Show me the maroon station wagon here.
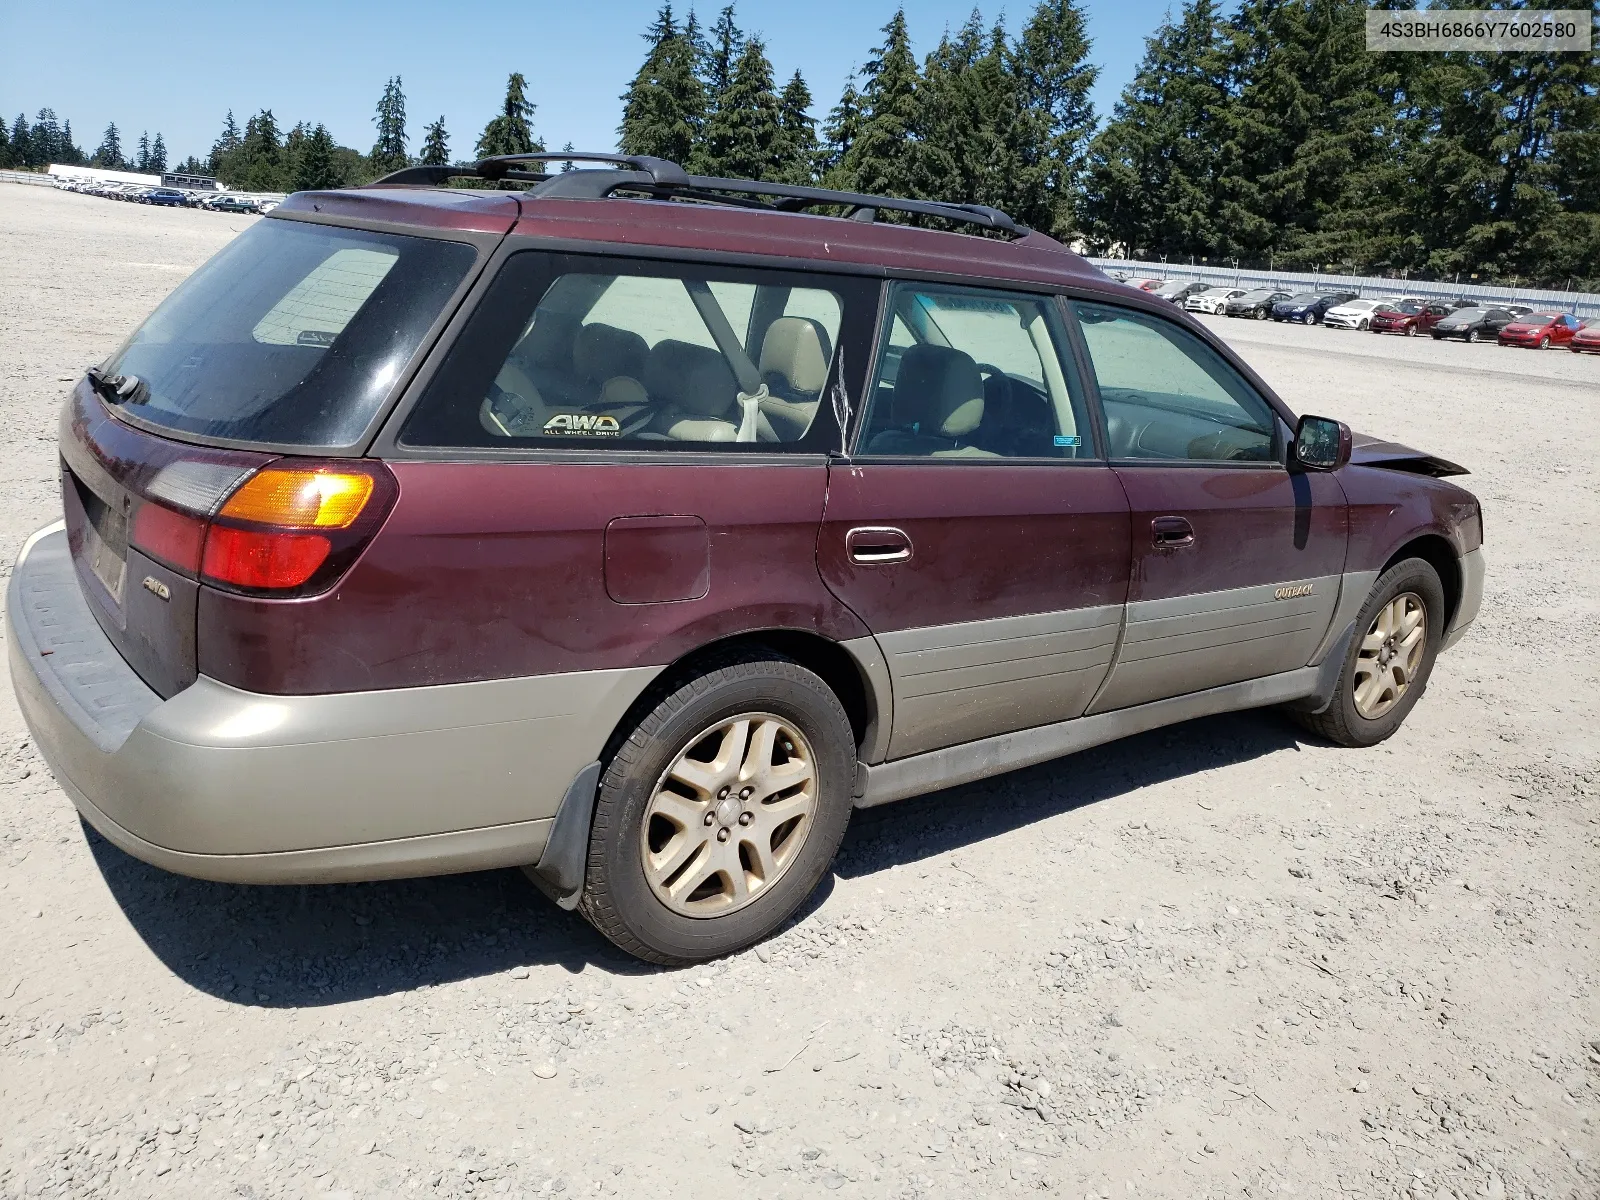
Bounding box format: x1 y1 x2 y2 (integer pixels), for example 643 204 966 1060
8 153 1484 965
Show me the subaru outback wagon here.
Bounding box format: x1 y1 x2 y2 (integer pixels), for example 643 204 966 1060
9 152 1484 965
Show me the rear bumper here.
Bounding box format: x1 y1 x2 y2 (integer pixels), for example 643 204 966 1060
1442 547 1484 652
8 524 658 884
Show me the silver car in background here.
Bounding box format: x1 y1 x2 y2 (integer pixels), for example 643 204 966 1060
1185 287 1246 314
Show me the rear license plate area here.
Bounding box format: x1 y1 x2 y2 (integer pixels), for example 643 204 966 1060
68 467 128 605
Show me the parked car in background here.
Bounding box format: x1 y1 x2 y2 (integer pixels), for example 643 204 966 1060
1121 277 1163 291
1432 307 1516 342
256 199 281 215
1569 319 1600 354
7 151 1485 966
209 195 260 214
1497 311 1581 349
1185 287 1246 314
1322 299 1394 331
1225 288 1292 319
1371 301 1450 337
143 189 188 207
1151 280 1211 305
1272 292 1359 324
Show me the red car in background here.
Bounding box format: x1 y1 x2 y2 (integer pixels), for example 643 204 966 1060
1570 320 1600 354
1497 311 1581 349
1371 300 1450 337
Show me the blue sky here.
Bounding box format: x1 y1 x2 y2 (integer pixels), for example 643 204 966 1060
4 0 1177 166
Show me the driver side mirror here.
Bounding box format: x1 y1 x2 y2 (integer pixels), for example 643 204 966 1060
1294 414 1352 471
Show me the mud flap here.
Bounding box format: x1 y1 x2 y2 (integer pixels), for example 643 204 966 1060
527 761 602 910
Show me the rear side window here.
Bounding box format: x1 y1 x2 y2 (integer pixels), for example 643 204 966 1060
402 253 846 449
101 221 475 447
1071 301 1277 463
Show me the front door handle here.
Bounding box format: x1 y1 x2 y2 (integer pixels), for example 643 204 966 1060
1152 515 1195 548
846 526 913 565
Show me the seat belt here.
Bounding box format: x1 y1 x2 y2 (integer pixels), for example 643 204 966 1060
683 280 768 442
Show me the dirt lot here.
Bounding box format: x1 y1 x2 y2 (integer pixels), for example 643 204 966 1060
1 183 1596 1200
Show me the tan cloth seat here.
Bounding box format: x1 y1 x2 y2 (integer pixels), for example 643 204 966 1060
866 344 990 456
757 316 832 440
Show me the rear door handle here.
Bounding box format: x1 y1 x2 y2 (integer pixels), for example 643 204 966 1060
846 526 913 565
1152 516 1195 548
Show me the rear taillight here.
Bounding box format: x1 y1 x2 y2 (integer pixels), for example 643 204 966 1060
128 460 396 597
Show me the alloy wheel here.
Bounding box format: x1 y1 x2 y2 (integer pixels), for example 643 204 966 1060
640 713 817 917
1539 335 1549 349
1353 592 1427 720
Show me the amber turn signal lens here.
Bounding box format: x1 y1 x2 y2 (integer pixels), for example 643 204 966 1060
219 468 375 530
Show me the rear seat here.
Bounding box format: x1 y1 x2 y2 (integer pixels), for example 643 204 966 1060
643 340 740 440
757 316 831 440
575 322 650 406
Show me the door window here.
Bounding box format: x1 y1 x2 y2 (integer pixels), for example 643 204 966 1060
402 254 846 449
1070 301 1277 463
857 284 1092 459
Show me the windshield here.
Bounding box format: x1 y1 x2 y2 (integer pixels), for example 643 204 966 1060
100 220 475 447
1285 294 1320 304
1450 309 1486 319
1240 290 1277 300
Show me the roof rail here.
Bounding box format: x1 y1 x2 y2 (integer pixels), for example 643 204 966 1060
368 151 1023 237
477 151 691 189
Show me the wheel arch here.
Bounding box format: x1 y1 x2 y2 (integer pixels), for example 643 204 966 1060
598 628 887 773
1382 535 1462 629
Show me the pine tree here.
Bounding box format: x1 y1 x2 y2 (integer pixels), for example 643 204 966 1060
697 36 784 179
234 110 284 191
370 76 410 176
149 132 167 175
476 72 542 159
59 119 82 164
911 14 990 207
136 130 151 173
774 70 819 184
294 124 342 191
93 122 124 169
559 140 578 172
1013 0 1099 236
839 8 922 198
1079 0 1230 258
618 11 705 165
10 115 31 169
31 109 63 166
820 72 864 185
0 118 9 169
703 5 745 118
419 116 450 166
209 111 242 176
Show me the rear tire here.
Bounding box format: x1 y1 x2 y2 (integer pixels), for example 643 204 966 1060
578 650 855 966
1289 559 1445 749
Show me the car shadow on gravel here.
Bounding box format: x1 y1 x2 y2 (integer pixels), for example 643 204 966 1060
833 708 1304 879
83 708 1299 1005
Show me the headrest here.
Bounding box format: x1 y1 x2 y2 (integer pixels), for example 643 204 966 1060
894 344 984 438
575 322 649 386
522 312 579 372
643 339 738 418
759 317 832 395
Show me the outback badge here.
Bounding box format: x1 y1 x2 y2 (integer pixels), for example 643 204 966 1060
142 575 171 602
1274 583 1314 600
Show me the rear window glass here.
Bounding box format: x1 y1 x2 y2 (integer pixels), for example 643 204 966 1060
100 221 474 447
401 253 846 450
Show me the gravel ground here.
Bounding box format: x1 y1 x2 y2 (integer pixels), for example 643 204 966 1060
1 183 1596 1200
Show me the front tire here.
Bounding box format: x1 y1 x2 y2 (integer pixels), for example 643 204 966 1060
1290 559 1445 748
1538 335 1549 349
1465 329 1477 343
578 650 855 966
1406 324 1417 337
1257 308 1270 321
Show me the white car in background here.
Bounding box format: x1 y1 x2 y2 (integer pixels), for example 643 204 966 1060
1185 287 1246 314
1323 298 1393 331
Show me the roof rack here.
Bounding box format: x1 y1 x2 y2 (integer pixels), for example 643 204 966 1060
368 151 1024 237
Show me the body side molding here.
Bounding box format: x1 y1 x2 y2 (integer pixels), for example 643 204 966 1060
855 662 1323 810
